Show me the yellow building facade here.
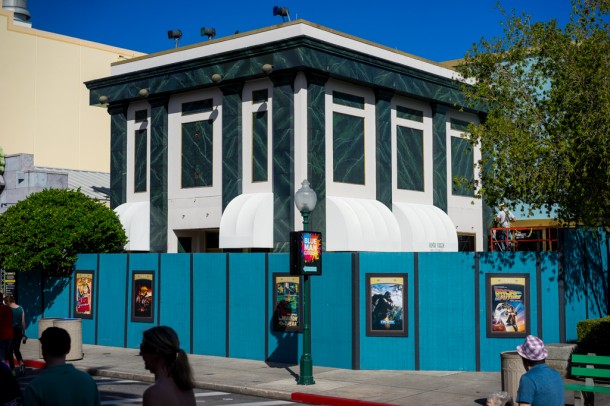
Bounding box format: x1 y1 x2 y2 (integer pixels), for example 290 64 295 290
0 8 143 172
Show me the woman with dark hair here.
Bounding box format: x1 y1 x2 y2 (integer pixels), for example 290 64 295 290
139 326 196 406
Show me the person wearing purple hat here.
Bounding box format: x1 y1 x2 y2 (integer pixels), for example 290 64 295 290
515 335 564 406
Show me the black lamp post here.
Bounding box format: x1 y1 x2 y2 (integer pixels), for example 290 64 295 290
294 179 317 385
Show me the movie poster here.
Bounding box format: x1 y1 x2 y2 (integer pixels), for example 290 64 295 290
487 274 529 337
366 274 408 337
132 271 154 322
272 274 301 332
75 272 93 319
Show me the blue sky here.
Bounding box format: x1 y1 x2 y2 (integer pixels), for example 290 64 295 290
27 1 573 62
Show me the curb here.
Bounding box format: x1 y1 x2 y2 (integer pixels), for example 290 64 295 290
23 359 393 406
21 359 46 369
292 393 397 406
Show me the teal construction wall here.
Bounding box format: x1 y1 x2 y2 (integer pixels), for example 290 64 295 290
16 235 608 372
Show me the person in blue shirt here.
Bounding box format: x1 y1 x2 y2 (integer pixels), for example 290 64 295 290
516 335 564 406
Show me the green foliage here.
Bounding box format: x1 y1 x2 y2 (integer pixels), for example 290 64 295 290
457 0 610 226
577 316 610 355
0 189 127 276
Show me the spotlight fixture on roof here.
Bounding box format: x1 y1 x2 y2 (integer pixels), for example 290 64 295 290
167 29 182 48
273 6 290 22
201 27 216 40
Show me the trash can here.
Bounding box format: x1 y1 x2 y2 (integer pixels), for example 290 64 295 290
546 343 577 377
501 350 525 401
53 318 83 361
37 318 58 359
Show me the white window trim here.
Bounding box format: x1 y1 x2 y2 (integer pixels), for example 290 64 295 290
126 101 150 202
391 97 433 205
325 80 376 199
168 88 223 200
242 79 273 194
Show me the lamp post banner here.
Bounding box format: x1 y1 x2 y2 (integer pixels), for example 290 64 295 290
290 231 322 276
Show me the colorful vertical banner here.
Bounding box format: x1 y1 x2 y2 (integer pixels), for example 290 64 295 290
75 272 93 319
272 274 302 332
366 274 408 337
487 274 530 337
132 271 154 322
290 231 322 275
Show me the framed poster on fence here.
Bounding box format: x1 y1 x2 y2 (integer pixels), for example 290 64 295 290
366 273 408 337
74 271 94 319
272 273 302 332
486 274 530 338
132 271 154 322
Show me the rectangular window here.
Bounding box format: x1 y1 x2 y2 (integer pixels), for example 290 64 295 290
396 126 424 191
135 110 147 123
182 99 213 116
252 89 268 103
134 129 147 192
333 91 365 109
181 120 213 188
396 105 423 122
451 136 474 197
252 111 268 182
333 112 365 184
450 119 470 132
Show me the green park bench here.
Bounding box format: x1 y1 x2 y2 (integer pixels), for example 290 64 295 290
564 354 610 406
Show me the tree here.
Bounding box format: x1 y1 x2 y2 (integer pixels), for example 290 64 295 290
0 189 127 276
457 0 610 226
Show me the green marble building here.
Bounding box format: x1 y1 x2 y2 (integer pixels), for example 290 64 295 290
86 20 485 253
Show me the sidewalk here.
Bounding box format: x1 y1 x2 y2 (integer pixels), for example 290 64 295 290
18 339 596 406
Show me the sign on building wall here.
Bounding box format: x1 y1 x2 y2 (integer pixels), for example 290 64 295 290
272 273 302 332
75 272 94 319
486 274 530 338
132 271 154 322
366 273 408 337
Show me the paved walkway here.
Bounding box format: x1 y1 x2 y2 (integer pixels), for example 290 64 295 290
18 339 605 405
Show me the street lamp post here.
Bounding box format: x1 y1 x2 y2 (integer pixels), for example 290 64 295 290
294 179 317 385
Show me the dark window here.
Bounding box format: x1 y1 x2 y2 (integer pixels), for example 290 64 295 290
333 112 365 185
252 89 268 103
181 120 213 188
252 111 268 182
135 110 147 123
333 91 365 109
134 129 147 192
396 105 423 122
458 234 475 251
182 99 213 115
396 126 424 191
451 137 474 197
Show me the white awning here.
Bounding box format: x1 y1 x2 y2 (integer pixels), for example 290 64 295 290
326 196 402 252
392 202 458 252
114 202 150 251
219 193 274 249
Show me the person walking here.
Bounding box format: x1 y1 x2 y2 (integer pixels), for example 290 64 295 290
6 294 26 376
139 326 196 406
515 335 564 406
23 326 100 405
0 292 14 371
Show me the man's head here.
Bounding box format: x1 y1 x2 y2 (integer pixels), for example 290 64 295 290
40 327 71 358
517 335 547 368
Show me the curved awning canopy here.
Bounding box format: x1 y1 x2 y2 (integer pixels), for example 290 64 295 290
219 193 274 249
114 201 150 251
392 202 458 252
326 196 402 252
